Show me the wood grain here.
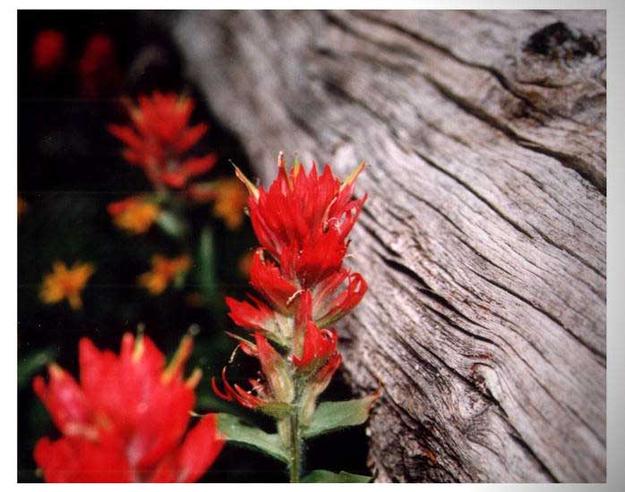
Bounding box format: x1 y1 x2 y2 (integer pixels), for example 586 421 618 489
164 10 606 482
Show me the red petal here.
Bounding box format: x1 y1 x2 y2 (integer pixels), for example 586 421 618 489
292 320 337 369
33 364 90 435
249 249 298 312
108 124 143 150
34 434 131 483
314 271 368 326
172 414 224 482
226 295 273 331
174 123 208 154
179 153 218 177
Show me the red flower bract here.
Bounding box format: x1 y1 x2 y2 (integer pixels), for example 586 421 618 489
211 332 294 412
245 155 366 286
33 333 224 483
109 92 217 189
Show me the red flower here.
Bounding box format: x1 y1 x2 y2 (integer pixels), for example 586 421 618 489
78 34 121 97
32 30 65 73
216 154 368 426
109 92 217 189
33 333 224 482
237 153 366 286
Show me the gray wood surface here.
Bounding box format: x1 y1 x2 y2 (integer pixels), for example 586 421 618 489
164 10 606 482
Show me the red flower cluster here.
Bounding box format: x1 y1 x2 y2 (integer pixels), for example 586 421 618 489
33 333 224 482
109 92 217 189
213 154 367 423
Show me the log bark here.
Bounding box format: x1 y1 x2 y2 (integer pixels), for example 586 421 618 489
164 10 606 482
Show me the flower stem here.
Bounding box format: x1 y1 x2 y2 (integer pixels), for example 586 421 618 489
288 411 303 483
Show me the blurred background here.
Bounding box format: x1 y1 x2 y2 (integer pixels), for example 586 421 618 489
18 10 368 483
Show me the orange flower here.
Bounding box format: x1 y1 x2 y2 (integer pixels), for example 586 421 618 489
40 262 95 310
211 178 248 229
139 255 192 295
18 196 28 220
238 251 254 278
107 196 160 235
188 178 248 230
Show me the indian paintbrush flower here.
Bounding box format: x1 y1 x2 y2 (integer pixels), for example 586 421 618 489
108 92 217 189
40 261 95 310
213 154 369 481
236 153 366 287
33 332 224 482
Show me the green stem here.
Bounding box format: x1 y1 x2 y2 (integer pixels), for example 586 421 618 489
288 411 303 483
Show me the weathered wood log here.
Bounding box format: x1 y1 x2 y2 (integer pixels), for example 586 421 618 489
164 10 606 482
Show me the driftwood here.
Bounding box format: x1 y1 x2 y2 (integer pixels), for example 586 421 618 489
164 10 606 482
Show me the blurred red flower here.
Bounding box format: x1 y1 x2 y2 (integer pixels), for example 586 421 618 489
32 30 65 73
33 333 223 482
79 34 121 97
109 92 217 189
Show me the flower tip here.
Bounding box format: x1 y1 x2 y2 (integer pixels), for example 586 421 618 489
341 161 366 190
131 333 145 362
277 151 286 169
232 163 259 200
47 362 65 380
185 367 203 389
162 333 195 383
187 324 200 337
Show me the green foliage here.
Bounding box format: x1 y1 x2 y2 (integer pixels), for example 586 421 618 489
217 413 288 463
302 470 372 483
303 394 379 439
196 227 220 310
18 348 57 390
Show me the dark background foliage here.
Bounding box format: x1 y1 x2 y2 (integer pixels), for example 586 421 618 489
18 10 368 483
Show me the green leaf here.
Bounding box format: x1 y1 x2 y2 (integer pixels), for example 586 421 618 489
303 393 379 439
217 413 288 463
302 470 372 483
196 227 220 309
156 210 187 239
18 348 57 390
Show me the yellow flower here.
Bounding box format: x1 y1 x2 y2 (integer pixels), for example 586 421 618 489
211 178 248 230
40 261 95 310
139 254 192 295
107 196 161 235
